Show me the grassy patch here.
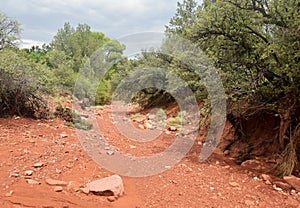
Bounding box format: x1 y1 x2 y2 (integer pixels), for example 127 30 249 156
130 113 142 120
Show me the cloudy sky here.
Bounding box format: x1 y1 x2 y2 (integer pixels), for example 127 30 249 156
1 0 184 48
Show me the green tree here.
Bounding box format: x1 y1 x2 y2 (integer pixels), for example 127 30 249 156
165 0 198 36
51 23 110 72
0 12 21 50
182 0 300 176
0 49 53 117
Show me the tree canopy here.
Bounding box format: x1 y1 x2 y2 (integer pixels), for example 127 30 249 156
166 0 300 176
0 12 21 50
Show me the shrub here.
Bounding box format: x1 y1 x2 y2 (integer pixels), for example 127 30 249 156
0 49 51 118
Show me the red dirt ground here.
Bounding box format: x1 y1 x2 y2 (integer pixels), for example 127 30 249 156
0 105 300 208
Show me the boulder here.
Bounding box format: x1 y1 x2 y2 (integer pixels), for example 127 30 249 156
85 175 124 197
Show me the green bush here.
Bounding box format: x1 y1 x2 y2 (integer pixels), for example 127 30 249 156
0 49 51 118
54 104 92 130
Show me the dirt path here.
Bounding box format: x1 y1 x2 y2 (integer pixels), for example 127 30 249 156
0 106 299 207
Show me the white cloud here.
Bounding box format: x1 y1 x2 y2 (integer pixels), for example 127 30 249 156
1 0 180 44
19 39 45 49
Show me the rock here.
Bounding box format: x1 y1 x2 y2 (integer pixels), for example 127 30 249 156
273 186 282 192
80 187 90 194
265 180 272 185
56 168 62 174
145 122 153 129
273 181 292 190
107 196 117 202
229 182 239 187
54 186 63 192
223 150 230 155
106 150 115 156
168 126 177 131
45 179 68 186
5 190 14 197
261 174 271 181
60 133 68 138
25 170 34 176
9 173 19 178
283 175 300 191
85 175 124 197
138 124 145 129
34 162 44 168
165 130 171 135
26 179 41 185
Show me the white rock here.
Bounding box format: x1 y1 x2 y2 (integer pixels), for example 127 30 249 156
60 133 68 138
26 179 41 185
54 186 63 192
25 170 34 176
33 162 44 168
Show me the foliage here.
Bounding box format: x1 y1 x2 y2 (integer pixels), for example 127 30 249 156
169 0 300 176
0 49 51 117
51 22 110 72
130 113 142 120
54 104 92 130
0 12 21 50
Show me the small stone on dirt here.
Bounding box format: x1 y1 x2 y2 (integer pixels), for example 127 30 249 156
26 179 41 185
85 174 124 197
261 174 271 181
80 187 90 194
224 150 230 155
106 150 115 156
138 124 145 129
54 186 63 192
5 190 13 197
45 178 68 186
145 122 153 129
273 181 292 190
60 133 68 138
56 168 62 174
33 162 44 168
168 126 177 131
265 180 272 185
107 196 117 202
25 170 34 176
229 182 239 187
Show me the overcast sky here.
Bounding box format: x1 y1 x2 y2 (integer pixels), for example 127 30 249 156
1 0 184 48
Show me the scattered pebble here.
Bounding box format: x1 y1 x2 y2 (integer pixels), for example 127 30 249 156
25 170 34 176
54 186 63 192
5 190 14 197
106 150 115 156
107 196 116 202
229 182 239 187
34 162 44 168
60 133 68 138
26 179 41 185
